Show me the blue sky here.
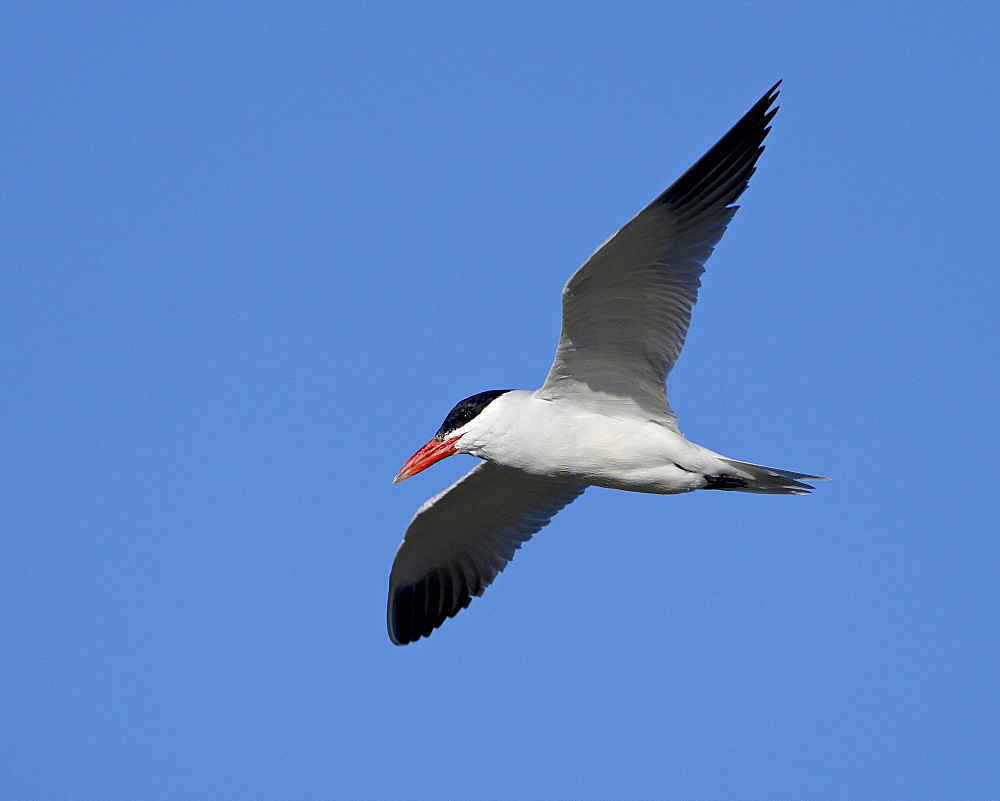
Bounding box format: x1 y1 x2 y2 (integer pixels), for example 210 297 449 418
4 2 998 798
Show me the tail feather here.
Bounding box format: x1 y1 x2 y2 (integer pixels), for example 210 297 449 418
719 458 828 495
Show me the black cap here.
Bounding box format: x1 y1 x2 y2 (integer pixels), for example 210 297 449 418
434 390 512 440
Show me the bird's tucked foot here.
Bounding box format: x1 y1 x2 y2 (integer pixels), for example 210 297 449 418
704 473 750 490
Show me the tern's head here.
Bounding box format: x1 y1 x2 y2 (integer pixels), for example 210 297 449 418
393 390 511 483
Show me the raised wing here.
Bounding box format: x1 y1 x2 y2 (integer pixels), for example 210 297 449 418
388 461 586 645
537 83 780 427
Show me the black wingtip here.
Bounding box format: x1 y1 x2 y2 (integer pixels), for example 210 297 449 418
388 584 414 645
659 82 782 215
388 575 468 646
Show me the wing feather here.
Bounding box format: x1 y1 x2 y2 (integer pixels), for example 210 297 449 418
388 461 586 645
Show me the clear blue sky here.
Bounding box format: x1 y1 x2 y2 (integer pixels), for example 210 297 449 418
4 3 998 798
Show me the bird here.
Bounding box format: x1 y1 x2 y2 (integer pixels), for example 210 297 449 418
388 82 824 645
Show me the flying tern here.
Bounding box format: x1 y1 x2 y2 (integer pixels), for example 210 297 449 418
388 82 824 645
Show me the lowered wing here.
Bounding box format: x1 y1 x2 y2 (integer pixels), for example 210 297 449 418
388 461 586 645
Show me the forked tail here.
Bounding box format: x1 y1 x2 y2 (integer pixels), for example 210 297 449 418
718 458 828 495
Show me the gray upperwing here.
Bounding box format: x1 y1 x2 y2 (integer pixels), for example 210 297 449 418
537 83 780 427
